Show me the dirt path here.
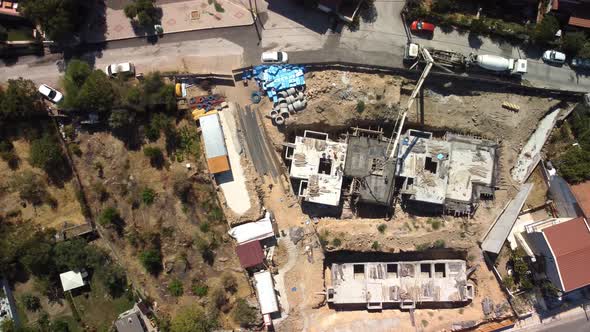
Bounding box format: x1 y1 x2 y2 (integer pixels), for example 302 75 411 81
273 234 299 325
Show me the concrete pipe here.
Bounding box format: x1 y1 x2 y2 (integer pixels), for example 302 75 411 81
278 90 289 98
269 109 279 118
287 104 295 113
293 100 304 111
297 91 305 100
286 87 297 95
274 115 285 125
287 95 296 103
280 105 289 114
280 109 290 119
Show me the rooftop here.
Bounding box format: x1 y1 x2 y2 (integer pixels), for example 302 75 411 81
327 259 474 310
59 270 87 292
235 240 265 268
288 131 347 206
199 113 230 173
571 181 590 218
253 271 279 315
543 217 590 292
396 130 497 214
115 310 145 332
344 135 396 206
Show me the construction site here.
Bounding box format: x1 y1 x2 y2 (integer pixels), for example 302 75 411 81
191 44 585 332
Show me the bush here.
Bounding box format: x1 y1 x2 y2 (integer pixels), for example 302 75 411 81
199 222 210 233
232 298 257 327
11 170 51 206
470 18 488 34
332 238 342 247
432 239 446 248
192 281 208 297
139 249 162 275
531 15 559 45
208 286 227 310
431 219 442 230
221 273 237 293
171 305 217 332
168 279 184 297
29 134 64 173
98 207 120 226
356 100 365 113
143 146 164 168
0 141 19 169
432 0 455 12
98 265 127 298
557 147 590 183
371 241 380 250
22 293 41 312
141 187 156 205
125 0 160 27
68 143 82 157
377 224 386 234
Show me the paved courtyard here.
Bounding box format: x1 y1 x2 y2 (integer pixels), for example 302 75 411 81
82 0 253 43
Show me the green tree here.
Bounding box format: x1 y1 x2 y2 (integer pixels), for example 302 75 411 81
62 60 92 109
0 24 7 41
432 0 455 12
53 239 92 271
29 135 65 174
470 18 488 34
11 170 50 206
49 319 70 332
97 265 127 297
99 207 120 226
579 43 590 58
108 109 133 129
76 70 115 112
532 15 559 45
562 31 588 56
143 146 164 168
557 147 590 183
20 240 54 276
124 0 160 27
0 78 43 120
139 249 162 274
22 293 41 311
18 0 89 41
168 279 183 297
231 298 257 327
171 305 216 332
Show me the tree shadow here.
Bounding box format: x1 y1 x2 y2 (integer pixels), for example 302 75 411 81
359 1 378 24
468 32 484 49
266 0 331 35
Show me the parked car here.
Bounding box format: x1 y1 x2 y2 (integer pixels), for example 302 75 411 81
571 57 590 69
38 84 63 104
410 20 435 34
105 62 135 76
542 50 566 64
261 51 288 64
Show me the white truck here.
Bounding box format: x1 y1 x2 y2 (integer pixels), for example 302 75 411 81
471 54 527 76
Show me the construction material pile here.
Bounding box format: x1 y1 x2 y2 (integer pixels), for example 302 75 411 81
243 65 308 126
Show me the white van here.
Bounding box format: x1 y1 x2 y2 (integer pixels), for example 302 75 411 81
261 51 288 64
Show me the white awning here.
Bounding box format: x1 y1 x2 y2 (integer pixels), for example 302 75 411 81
59 270 85 292
228 212 274 245
253 271 279 314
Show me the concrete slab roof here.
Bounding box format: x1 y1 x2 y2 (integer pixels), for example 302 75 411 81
199 113 228 159
289 131 347 206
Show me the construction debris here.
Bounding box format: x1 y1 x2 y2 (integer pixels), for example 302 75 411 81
501 102 520 112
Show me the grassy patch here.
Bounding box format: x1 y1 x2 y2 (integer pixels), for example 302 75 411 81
71 278 134 331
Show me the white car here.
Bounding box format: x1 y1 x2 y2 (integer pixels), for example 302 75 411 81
38 84 63 103
105 62 135 76
261 51 288 64
542 50 566 64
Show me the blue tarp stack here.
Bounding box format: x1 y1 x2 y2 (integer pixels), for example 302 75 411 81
242 65 306 102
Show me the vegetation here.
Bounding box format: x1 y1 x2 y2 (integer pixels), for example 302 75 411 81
124 0 161 28
143 146 165 168
232 298 257 327
332 238 342 247
191 281 208 297
356 100 365 113
557 107 590 183
531 15 559 46
0 25 6 41
139 249 162 275
371 241 380 250
141 187 156 205
11 170 52 206
171 305 217 332
18 0 90 41
0 78 44 120
0 140 19 169
562 31 587 57
377 224 386 234
22 293 41 312
221 273 237 293
168 279 184 297
98 207 120 226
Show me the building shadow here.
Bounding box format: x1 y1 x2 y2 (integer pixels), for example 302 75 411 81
266 0 332 35
215 169 235 185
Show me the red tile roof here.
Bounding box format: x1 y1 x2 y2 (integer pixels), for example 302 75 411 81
571 181 590 218
543 217 590 292
235 240 264 268
569 16 590 29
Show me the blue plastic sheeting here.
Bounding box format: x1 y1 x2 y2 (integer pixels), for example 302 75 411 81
242 65 305 101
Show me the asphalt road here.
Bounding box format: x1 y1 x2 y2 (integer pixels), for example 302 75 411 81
1 0 589 93
516 314 590 332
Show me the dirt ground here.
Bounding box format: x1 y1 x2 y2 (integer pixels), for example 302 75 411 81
0 138 85 230
234 69 565 331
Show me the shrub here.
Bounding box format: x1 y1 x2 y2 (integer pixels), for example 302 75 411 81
470 18 488 34
22 293 41 312
141 187 156 205
0 141 19 169
208 286 227 309
168 279 183 297
562 31 588 57
371 241 380 250
139 249 162 275
377 224 386 234
221 273 237 293
432 0 455 12
356 100 365 113
68 143 82 157
192 281 208 297
143 146 164 168
11 170 50 206
531 15 559 45
431 219 442 230
432 239 446 248
199 222 210 233
29 134 64 173
332 238 342 247
232 298 257 327
99 207 120 226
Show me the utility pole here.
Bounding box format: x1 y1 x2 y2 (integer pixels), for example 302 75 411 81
248 0 262 43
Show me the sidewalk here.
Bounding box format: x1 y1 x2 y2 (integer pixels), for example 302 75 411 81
82 0 253 43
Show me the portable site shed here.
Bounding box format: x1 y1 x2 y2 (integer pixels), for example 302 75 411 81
253 271 279 315
199 113 230 174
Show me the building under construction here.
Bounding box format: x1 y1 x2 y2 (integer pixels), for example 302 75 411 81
396 130 498 216
326 259 474 310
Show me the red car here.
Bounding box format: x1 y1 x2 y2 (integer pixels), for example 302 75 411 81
410 20 435 34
